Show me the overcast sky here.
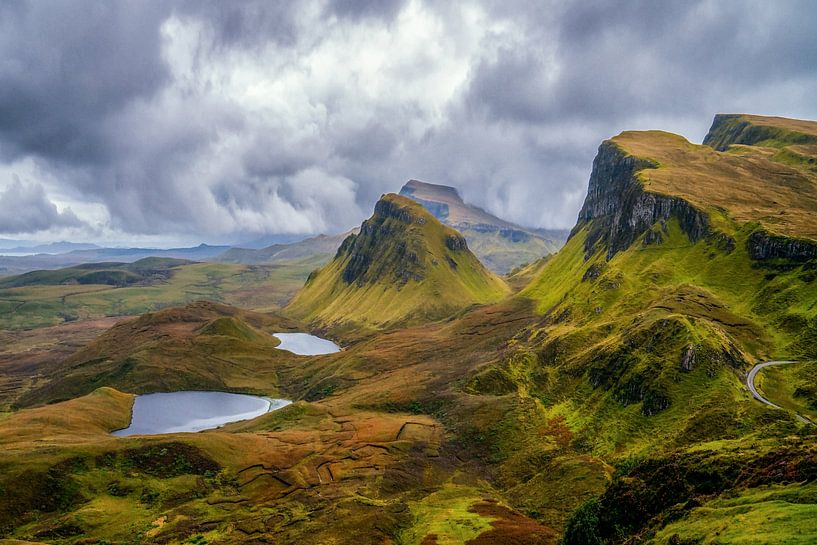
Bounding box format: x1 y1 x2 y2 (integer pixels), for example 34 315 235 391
1 0 816 246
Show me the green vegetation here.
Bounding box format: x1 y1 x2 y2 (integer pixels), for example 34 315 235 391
648 482 817 545
0 257 321 330
756 361 817 422
399 483 497 545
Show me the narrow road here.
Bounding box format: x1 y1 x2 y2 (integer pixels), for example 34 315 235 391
747 360 814 425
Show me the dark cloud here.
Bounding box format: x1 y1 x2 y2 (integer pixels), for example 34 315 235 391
0 0 815 242
0 178 83 234
0 2 171 165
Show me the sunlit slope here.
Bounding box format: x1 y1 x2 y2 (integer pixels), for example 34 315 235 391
286 193 509 331
512 114 817 543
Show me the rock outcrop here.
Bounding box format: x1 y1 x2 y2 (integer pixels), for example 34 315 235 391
572 141 709 259
747 230 817 262
703 113 817 151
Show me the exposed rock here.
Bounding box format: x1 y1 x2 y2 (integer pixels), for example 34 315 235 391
573 141 709 260
680 345 696 372
747 230 817 262
445 233 468 251
582 262 606 282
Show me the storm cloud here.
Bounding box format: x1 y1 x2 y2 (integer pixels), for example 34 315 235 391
0 0 815 243
0 178 83 233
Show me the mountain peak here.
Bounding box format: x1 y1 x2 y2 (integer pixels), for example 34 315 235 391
286 193 508 331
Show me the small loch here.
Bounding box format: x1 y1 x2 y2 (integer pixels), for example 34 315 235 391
113 391 290 436
273 333 341 355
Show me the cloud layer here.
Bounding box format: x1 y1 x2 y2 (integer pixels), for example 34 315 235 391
1 0 815 243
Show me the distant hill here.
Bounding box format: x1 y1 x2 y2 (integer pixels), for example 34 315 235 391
0 243 229 276
399 179 568 273
216 231 356 266
286 193 509 332
0 241 100 254
16 301 299 407
0 257 193 289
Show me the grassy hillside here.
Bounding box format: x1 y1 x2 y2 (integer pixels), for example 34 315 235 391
15 301 302 407
286 193 509 332
515 114 817 543
0 258 320 330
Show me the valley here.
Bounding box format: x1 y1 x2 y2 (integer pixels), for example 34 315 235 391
1 114 816 545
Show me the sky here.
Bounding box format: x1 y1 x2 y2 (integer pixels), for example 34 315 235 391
1 0 816 247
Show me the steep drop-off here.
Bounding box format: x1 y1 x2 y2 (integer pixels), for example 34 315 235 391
517 114 817 543
286 193 509 332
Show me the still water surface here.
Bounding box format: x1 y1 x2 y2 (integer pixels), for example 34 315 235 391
273 333 340 355
113 391 290 436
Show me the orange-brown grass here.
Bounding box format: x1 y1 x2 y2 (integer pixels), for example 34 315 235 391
612 130 817 239
0 317 122 410
0 387 132 452
729 113 817 137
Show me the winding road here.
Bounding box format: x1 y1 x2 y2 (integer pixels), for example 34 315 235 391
746 360 814 425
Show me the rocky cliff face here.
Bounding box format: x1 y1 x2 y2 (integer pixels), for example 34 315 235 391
747 230 817 262
336 197 433 286
573 141 709 259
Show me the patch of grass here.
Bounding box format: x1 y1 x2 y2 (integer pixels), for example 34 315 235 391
399 483 497 545
756 361 817 422
648 482 817 545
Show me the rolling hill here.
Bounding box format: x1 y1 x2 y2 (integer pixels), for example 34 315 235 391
286 193 509 332
399 179 568 273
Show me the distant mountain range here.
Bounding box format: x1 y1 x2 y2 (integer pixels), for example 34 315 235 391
0 243 230 276
0 241 101 254
216 231 356 266
0 181 568 278
399 180 568 273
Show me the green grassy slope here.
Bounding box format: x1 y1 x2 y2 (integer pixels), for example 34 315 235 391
513 114 817 543
286 193 509 332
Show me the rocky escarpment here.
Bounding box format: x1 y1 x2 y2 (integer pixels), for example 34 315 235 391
337 197 433 286
748 230 817 262
703 113 817 151
573 141 709 259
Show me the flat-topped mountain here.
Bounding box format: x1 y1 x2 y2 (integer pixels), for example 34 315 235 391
399 179 567 273
573 114 817 261
286 193 509 332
